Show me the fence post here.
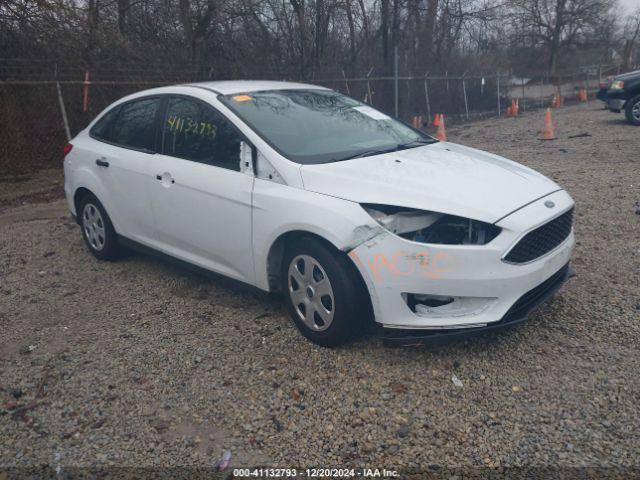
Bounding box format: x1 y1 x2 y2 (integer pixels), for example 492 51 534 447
366 67 373 105
496 73 501 116
56 82 71 141
394 45 399 117
462 75 469 121
521 77 526 113
342 70 350 95
82 70 90 112
423 73 431 126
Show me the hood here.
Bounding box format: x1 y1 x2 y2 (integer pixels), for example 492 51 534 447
615 70 640 81
299 142 561 223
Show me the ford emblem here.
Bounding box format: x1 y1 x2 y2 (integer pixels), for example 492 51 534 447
544 200 555 208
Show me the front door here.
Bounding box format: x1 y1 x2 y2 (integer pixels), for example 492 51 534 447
148 96 255 284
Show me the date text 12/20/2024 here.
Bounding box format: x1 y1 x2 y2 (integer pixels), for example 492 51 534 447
233 468 399 477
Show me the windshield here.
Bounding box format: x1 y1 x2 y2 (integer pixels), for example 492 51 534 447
219 89 436 164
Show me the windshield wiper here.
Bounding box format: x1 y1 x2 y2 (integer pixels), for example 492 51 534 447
396 138 437 150
336 146 399 161
334 138 436 162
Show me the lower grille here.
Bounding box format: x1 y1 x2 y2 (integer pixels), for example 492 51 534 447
503 263 570 322
504 208 573 264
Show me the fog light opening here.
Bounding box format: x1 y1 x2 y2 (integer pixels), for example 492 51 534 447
405 293 454 312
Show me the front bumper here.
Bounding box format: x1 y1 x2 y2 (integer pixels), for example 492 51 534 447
349 189 575 331
607 98 626 112
606 87 628 111
382 263 574 346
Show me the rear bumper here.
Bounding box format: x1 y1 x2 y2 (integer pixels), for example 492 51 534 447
382 263 574 346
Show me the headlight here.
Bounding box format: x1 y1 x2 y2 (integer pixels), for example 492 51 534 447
610 80 624 90
362 204 501 245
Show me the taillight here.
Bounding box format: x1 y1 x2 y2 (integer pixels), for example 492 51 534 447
63 143 73 157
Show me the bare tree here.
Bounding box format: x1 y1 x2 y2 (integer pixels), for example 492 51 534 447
510 0 613 72
622 8 640 70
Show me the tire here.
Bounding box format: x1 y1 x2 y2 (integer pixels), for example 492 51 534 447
281 236 371 347
78 193 120 260
625 94 640 125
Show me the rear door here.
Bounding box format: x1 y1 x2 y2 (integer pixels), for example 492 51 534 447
148 95 255 283
87 97 163 245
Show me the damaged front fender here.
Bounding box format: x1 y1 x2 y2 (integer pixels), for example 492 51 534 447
342 224 387 252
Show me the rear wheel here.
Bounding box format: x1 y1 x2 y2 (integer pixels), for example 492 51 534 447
78 193 120 260
281 237 371 347
625 94 640 125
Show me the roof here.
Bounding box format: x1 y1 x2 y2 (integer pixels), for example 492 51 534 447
185 80 329 95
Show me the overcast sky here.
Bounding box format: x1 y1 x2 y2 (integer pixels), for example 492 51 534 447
619 0 639 14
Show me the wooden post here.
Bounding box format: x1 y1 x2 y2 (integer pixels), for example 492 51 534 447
82 70 90 112
496 73 501 116
462 76 469 121
423 74 431 126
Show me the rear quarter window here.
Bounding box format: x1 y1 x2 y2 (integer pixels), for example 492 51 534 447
90 106 120 142
111 98 161 151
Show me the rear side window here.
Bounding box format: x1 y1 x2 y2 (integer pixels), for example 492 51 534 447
90 106 120 142
162 97 242 171
110 98 161 151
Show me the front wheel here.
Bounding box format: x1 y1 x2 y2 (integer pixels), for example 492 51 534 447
625 94 640 125
281 237 371 347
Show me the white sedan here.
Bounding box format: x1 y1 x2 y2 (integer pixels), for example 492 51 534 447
63 81 575 347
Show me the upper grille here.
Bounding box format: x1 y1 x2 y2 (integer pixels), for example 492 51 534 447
504 208 573 264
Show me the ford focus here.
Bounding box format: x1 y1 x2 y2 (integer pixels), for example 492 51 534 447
63 81 575 347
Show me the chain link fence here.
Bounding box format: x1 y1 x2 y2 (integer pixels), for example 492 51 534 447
0 59 622 175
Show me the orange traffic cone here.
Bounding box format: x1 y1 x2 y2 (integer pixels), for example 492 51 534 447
506 104 513 117
579 88 587 102
436 114 447 141
433 113 441 127
540 108 556 140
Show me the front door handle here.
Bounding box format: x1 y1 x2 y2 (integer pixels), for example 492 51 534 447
96 159 109 168
156 173 175 184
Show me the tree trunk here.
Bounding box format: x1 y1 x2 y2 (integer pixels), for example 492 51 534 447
422 0 438 63
548 0 567 73
381 0 389 70
345 0 357 67
314 0 323 72
85 0 100 67
117 0 129 36
290 0 306 78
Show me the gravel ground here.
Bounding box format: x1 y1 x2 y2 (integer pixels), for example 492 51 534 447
1 102 639 475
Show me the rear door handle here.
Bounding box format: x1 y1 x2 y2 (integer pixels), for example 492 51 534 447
96 159 109 168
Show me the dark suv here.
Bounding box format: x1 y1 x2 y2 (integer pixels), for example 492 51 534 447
606 70 640 125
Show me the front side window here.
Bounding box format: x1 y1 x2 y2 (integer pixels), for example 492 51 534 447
110 98 160 151
162 97 242 171
219 89 436 164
